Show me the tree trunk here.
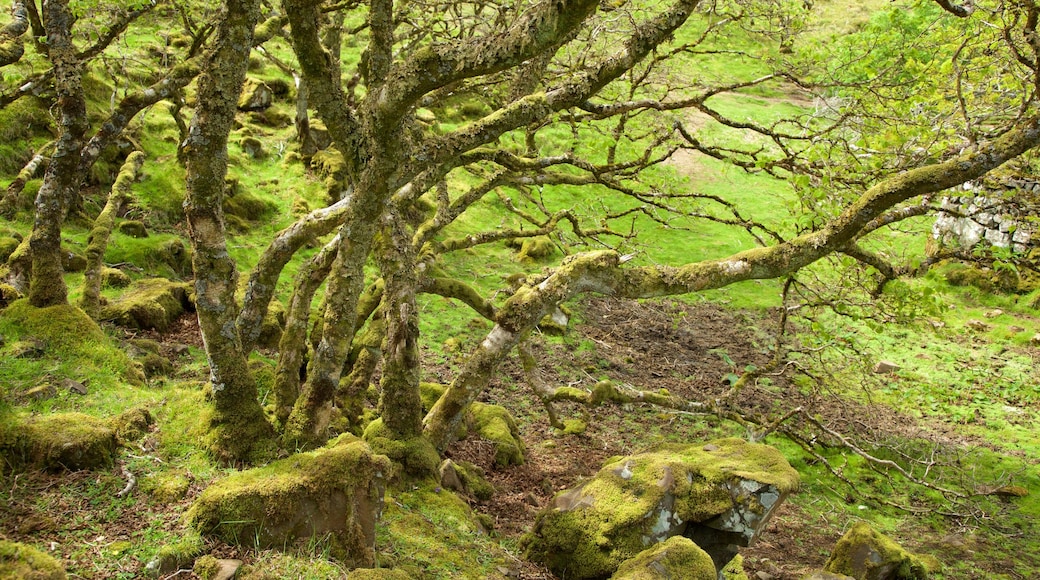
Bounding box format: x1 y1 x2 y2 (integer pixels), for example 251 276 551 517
182 0 272 462
27 0 87 308
80 151 145 318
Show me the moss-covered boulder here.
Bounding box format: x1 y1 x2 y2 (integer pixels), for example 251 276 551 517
523 438 799 579
466 401 525 466
0 540 66 579
117 220 149 238
611 536 716 579
0 236 20 262
100 278 193 332
802 572 855 580
238 77 274 111
101 266 131 288
186 437 392 567
823 522 935 580
0 412 117 472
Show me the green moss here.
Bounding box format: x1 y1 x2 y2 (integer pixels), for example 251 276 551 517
99 278 193 331
591 379 620 406
150 531 205 575
117 220 149 238
346 569 412 579
0 236 19 262
722 554 750 580
523 438 798 579
13 412 118 472
0 540 66 579
141 470 191 503
612 536 716 579
193 555 221 580
363 418 440 478
101 266 131 288
186 439 392 566
560 418 587 435
109 406 154 443
467 402 525 466
454 460 495 501
419 382 447 410
224 189 276 222
824 522 933 580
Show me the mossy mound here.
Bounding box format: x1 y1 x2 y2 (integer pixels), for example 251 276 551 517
110 407 154 443
466 402 525 466
823 522 935 580
507 235 557 262
146 531 205 576
117 220 149 238
0 300 145 386
186 438 392 567
611 536 716 579
1 412 117 472
0 236 19 262
224 188 277 223
0 540 67 579
363 418 440 479
141 470 191 504
101 266 131 288
523 438 799 579
100 277 194 332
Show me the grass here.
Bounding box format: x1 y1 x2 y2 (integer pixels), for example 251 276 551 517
1 1 1039 578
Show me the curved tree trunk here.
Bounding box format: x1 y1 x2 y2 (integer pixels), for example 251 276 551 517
80 151 145 318
182 0 272 463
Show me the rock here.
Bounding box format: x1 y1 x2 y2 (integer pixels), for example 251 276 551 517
801 572 854 580
212 558 242 580
237 77 273 111
61 248 87 272
438 459 466 494
983 309 1003 318
873 361 900 374
823 522 935 580
0 540 67 579
1030 333 1040 347
523 438 799 579
117 220 149 238
965 319 989 332
101 267 131 288
99 278 194 332
240 136 265 159
62 378 87 395
186 437 391 567
1 412 118 472
611 536 716 579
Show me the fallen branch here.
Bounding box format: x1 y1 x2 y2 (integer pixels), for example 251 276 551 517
115 461 136 498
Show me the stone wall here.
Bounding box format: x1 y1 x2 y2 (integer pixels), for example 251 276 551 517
931 179 1039 253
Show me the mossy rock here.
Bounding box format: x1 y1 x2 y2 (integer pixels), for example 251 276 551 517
61 248 87 272
823 522 935 580
507 235 556 262
0 412 118 472
146 531 204 575
0 282 23 309
100 278 194 332
101 266 131 288
466 401 526 466
611 536 716 579
722 554 750 580
238 77 274 111
117 220 149 238
110 407 154 443
362 418 440 479
158 238 192 277
224 188 276 222
141 470 191 504
240 136 265 159
802 572 855 580
523 439 799 579
0 540 66 579
186 438 392 567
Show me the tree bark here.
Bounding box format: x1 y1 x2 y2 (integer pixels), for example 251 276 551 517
80 151 145 318
182 0 272 462
27 0 86 308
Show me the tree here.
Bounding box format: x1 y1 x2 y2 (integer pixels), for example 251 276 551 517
167 0 1040 466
